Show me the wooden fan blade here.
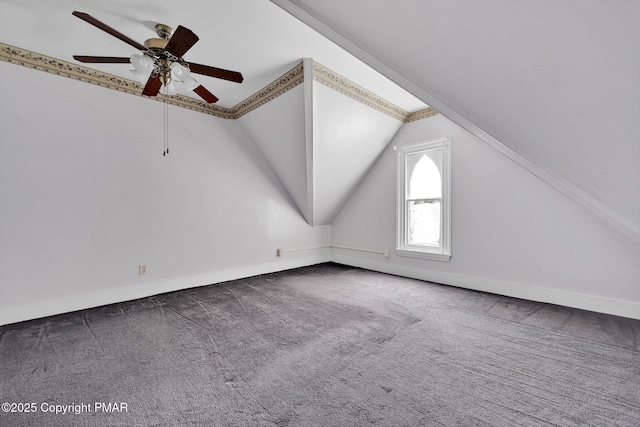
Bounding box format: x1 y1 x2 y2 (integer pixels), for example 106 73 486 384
72 11 146 51
187 62 244 83
73 56 131 64
142 75 162 97
164 26 199 58
193 85 219 103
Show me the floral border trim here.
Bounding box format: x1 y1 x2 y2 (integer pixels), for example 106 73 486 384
312 61 407 121
0 42 436 122
312 61 437 123
0 42 304 120
0 42 237 119
405 108 439 122
231 62 304 118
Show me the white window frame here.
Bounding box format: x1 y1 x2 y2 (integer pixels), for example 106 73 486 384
395 136 451 261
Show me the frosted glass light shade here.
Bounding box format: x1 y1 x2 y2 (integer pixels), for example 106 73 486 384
181 76 199 92
130 54 154 72
164 81 177 96
130 69 151 85
170 62 186 77
170 62 199 92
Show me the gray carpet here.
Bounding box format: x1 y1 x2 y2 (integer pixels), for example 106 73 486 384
1 263 639 426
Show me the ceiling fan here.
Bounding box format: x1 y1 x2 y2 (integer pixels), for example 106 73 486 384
71 11 243 103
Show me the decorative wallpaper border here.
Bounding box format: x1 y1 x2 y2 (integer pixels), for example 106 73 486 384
405 108 439 122
313 61 406 121
232 62 304 118
0 42 237 119
312 61 438 123
0 42 436 122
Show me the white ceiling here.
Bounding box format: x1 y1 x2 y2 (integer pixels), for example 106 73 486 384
281 0 640 237
0 0 427 110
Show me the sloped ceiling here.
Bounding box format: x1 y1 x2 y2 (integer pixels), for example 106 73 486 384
278 0 640 239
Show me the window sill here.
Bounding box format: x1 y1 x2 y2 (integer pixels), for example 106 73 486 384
396 248 451 262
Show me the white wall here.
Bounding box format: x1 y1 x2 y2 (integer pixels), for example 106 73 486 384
238 84 311 223
0 63 330 325
331 114 640 319
2 60 638 324
312 82 402 225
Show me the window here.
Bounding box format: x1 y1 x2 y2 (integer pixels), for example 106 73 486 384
396 136 451 261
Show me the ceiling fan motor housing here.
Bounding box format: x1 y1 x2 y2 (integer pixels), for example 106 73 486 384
155 24 173 39
144 24 173 51
144 38 168 50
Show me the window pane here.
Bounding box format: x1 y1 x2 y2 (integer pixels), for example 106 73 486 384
408 153 441 199
408 200 441 247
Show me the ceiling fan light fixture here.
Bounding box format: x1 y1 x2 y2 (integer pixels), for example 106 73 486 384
130 54 155 72
170 62 199 92
182 76 199 92
130 69 152 85
165 81 178 96
170 61 185 76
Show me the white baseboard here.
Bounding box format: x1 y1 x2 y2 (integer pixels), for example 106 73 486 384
3 252 637 325
0 253 330 326
332 254 640 320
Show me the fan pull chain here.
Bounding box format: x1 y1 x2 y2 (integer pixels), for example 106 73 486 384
163 89 169 156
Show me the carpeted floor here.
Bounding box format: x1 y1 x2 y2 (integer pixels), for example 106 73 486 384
1 263 639 426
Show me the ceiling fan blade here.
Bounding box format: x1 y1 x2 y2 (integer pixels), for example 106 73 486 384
193 85 219 103
73 55 131 64
164 25 199 58
187 62 244 83
72 11 146 51
142 75 162 97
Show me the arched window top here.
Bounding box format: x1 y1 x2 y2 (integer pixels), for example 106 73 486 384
409 154 441 199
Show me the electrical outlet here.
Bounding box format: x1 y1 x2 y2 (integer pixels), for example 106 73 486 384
139 265 146 275
276 248 283 257
383 250 390 258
